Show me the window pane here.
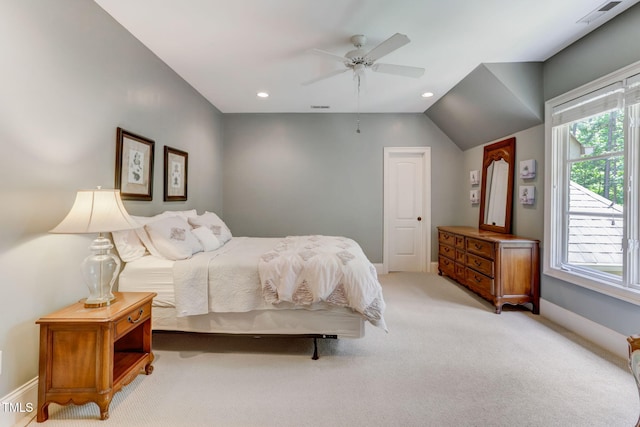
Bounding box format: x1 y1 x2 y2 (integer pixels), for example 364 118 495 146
567 214 623 276
564 108 625 279
569 156 624 208
568 109 624 159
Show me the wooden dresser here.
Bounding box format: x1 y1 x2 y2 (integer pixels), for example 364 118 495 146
36 292 156 422
437 226 539 314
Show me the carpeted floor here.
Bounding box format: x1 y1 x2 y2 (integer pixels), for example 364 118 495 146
30 272 639 426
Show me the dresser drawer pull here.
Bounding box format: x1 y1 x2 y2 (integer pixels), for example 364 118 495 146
474 243 483 250
128 309 144 324
474 260 482 266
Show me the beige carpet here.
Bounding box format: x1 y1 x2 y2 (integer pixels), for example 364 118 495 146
29 272 639 426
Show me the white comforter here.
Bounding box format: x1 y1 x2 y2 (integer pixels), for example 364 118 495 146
173 237 280 316
258 236 387 331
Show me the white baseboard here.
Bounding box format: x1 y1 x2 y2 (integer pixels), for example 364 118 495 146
375 263 439 275
430 262 438 273
0 377 37 427
540 298 628 360
373 263 384 275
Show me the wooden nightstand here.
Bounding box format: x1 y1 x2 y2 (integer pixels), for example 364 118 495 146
36 292 156 422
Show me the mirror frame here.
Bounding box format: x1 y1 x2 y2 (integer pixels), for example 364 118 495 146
478 137 515 234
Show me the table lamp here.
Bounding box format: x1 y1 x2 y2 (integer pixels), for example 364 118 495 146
50 188 139 307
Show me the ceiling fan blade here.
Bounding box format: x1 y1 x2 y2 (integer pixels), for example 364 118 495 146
364 33 410 62
309 48 349 63
301 68 349 86
372 63 425 78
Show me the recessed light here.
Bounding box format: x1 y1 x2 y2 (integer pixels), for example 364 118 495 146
257 92 269 98
421 92 434 98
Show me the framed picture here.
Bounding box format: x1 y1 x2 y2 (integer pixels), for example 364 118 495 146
520 159 536 179
115 128 155 201
519 185 535 205
470 189 479 205
164 146 188 201
470 170 480 185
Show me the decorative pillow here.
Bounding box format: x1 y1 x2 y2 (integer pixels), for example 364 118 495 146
192 226 223 252
111 228 146 262
131 212 177 258
188 211 232 243
144 216 203 260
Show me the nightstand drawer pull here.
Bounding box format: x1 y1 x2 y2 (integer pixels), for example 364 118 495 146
128 309 144 324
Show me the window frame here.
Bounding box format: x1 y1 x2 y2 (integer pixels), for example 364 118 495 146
544 60 640 306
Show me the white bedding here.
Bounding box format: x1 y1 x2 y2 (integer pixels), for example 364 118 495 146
119 236 385 330
259 236 387 331
120 237 281 310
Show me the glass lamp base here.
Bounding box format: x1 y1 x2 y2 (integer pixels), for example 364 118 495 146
81 234 121 309
83 295 117 308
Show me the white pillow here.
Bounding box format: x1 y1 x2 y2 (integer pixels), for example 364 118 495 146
111 228 146 262
192 226 223 252
144 216 203 260
165 209 198 220
188 211 232 243
131 212 176 258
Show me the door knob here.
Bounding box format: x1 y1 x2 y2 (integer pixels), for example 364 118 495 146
417 217 422 221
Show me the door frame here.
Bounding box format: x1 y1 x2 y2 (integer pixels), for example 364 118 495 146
383 146 432 274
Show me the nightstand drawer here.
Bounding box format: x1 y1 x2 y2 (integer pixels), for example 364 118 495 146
115 302 151 340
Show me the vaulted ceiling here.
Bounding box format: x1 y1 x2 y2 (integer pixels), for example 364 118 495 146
94 0 638 114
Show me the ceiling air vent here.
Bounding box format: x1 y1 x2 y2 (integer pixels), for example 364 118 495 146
310 105 330 109
577 1 622 24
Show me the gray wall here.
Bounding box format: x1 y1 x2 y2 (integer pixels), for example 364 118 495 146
539 2 640 336
0 1 223 398
458 125 544 242
222 113 464 262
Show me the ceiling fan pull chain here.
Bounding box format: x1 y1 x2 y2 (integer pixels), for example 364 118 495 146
356 74 361 134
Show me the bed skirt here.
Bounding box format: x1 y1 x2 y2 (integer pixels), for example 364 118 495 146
151 305 365 338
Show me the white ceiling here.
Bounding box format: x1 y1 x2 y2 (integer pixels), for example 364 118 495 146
94 0 638 114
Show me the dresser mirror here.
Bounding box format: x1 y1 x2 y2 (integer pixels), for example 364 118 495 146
478 137 515 234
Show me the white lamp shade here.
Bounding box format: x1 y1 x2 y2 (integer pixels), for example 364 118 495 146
50 189 140 234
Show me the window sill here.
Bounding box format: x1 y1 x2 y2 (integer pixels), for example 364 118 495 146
544 266 640 306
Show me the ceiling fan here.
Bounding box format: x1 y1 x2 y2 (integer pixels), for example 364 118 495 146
303 33 425 86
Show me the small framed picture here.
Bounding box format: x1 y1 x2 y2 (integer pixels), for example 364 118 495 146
115 128 155 201
164 146 188 201
470 189 479 205
519 186 535 205
520 159 536 179
470 170 480 185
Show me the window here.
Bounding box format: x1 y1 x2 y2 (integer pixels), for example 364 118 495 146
545 63 640 303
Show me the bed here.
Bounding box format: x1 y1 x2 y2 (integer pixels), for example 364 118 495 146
114 210 386 358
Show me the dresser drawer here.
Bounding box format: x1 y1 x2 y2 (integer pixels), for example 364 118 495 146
438 230 457 246
466 253 494 278
466 237 495 259
438 243 456 260
466 269 494 295
455 249 465 263
454 235 465 249
438 255 456 277
115 302 151 340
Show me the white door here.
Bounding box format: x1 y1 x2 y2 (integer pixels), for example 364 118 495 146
384 147 431 272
